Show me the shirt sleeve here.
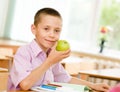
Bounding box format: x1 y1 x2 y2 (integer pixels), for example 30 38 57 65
52 63 71 83
10 46 32 89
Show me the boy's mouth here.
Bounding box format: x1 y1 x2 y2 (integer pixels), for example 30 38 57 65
45 39 56 45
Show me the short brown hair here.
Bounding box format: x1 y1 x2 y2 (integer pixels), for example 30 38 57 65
34 7 62 26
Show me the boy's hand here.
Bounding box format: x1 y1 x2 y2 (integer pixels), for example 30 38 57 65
91 83 110 92
47 43 71 65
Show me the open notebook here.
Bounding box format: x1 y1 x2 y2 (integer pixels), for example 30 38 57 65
31 82 92 92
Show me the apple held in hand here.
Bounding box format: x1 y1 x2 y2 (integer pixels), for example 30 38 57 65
56 40 70 51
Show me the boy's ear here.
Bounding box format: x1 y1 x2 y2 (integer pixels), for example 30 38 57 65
31 24 36 35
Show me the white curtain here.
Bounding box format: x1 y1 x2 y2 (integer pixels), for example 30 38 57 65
0 0 9 37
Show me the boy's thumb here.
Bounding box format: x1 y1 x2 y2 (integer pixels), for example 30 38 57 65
51 42 57 50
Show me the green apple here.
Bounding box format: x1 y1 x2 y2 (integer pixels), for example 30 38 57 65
56 40 70 51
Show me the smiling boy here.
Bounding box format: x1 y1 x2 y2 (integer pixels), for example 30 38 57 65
8 7 110 92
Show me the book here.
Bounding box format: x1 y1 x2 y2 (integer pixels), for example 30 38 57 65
31 82 92 92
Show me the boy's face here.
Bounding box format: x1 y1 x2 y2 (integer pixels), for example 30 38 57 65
31 15 62 52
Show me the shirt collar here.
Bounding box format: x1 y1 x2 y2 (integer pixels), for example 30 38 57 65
30 39 44 57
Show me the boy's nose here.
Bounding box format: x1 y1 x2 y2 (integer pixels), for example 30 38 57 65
49 31 55 37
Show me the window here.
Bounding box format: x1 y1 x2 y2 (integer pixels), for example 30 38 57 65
6 0 100 51
9 0 69 42
98 0 120 50
66 0 100 51
1 0 120 58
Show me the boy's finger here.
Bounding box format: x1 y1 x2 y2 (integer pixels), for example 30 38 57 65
51 42 57 50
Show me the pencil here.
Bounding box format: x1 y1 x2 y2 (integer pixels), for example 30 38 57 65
48 83 62 87
41 84 57 90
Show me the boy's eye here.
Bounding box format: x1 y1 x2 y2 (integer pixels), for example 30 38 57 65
44 28 49 30
55 30 61 33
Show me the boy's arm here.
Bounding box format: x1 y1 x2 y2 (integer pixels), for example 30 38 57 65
19 49 70 90
69 77 110 92
19 59 51 90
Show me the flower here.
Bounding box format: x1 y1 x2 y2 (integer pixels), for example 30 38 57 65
101 26 108 33
98 26 109 53
99 26 109 41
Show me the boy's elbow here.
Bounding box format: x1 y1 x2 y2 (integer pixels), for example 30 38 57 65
19 81 31 90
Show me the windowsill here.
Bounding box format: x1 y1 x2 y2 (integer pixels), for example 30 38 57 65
69 41 120 61
0 38 120 61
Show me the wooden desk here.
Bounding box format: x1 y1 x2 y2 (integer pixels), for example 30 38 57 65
2 90 35 92
0 57 9 90
0 67 8 72
0 55 13 70
7 90 99 92
79 68 120 86
0 72 9 91
8 89 99 92
8 90 41 92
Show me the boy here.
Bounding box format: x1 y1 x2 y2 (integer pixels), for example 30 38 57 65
8 7 110 91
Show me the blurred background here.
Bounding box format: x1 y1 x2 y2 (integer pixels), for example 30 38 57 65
1 1 120 90
1 0 120 52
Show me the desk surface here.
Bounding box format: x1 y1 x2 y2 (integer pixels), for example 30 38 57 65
3 90 99 92
7 83 100 92
0 54 13 61
8 90 100 92
1 90 41 92
0 55 13 70
0 55 10 61
79 68 120 80
0 67 8 72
